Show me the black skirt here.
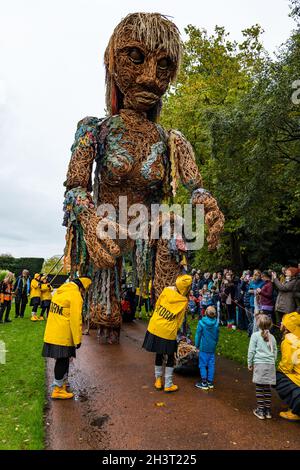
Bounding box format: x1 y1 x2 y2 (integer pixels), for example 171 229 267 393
275 371 300 415
142 331 177 355
42 342 76 359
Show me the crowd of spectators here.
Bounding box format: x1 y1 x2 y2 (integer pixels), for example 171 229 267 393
188 266 300 335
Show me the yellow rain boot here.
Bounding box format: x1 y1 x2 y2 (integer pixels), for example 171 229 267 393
154 377 163 391
154 366 163 390
31 315 38 322
38 316 45 321
164 367 179 393
164 384 179 393
51 385 74 400
279 409 300 421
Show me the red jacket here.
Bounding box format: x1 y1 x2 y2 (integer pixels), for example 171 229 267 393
259 280 274 308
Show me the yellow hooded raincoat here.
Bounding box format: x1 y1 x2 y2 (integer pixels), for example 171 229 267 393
43 282 83 347
41 282 53 302
147 275 192 341
30 274 42 299
278 312 300 387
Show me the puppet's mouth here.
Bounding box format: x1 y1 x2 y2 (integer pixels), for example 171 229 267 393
134 91 159 105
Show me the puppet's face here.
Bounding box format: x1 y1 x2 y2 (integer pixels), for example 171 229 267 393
113 36 177 112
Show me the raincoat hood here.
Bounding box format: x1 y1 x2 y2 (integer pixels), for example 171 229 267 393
78 277 92 290
283 312 300 338
175 275 193 297
34 273 41 280
56 282 80 296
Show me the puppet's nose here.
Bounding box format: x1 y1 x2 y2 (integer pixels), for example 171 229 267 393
136 58 158 88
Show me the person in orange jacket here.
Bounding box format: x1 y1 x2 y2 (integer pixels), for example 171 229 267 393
42 276 92 400
0 272 15 323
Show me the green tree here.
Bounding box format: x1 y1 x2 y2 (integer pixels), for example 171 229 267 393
42 255 64 275
161 11 300 270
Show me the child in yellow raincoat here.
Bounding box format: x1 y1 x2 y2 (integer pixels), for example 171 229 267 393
42 276 92 400
30 273 42 321
39 275 53 320
142 274 192 393
275 312 300 421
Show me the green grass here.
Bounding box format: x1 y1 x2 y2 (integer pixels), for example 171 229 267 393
0 305 46 450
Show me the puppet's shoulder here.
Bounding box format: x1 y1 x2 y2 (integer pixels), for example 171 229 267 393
71 116 109 152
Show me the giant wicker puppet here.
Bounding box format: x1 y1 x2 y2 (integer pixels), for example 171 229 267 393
63 13 224 344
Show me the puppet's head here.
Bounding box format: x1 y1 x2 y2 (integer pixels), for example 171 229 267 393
104 13 182 120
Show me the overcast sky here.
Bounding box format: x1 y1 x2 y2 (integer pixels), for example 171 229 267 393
0 0 295 260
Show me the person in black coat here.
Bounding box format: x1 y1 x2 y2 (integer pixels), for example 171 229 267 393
14 270 30 318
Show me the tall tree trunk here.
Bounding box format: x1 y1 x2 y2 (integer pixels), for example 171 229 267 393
230 232 243 272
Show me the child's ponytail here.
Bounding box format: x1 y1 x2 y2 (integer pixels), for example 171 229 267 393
257 313 273 345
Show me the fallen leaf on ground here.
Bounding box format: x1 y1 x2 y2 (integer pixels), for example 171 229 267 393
202 432 208 436
142 385 149 389
155 402 166 407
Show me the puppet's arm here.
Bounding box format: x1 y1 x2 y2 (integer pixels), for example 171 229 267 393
168 130 224 250
64 117 120 268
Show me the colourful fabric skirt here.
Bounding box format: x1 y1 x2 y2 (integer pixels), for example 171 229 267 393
142 331 177 355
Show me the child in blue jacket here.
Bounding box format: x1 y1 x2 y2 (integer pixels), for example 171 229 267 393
194 306 219 390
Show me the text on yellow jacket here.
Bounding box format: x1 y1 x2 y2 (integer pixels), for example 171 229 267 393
43 282 83 347
147 275 192 341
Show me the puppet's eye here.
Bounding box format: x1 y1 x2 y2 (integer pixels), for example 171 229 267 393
157 57 171 70
128 48 144 64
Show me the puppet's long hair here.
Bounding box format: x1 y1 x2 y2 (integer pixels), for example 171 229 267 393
104 12 182 120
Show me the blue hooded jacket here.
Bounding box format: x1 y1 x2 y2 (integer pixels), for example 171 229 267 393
195 316 219 353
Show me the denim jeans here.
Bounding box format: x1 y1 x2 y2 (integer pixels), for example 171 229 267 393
199 352 215 383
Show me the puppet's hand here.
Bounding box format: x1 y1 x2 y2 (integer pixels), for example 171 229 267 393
79 211 122 268
191 189 225 250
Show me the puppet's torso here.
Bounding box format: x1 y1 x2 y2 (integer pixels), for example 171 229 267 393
96 109 169 209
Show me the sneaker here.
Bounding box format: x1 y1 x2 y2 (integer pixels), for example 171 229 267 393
253 408 265 420
264 409 272 419
195 382 209 390
207 382 214 389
